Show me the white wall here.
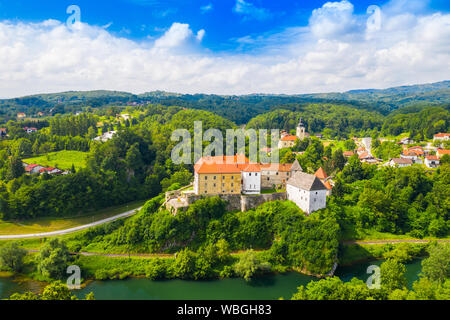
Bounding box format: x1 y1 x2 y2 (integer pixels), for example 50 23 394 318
242 171 261 194
287 184 326 214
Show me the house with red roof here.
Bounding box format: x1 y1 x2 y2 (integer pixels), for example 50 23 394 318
25 164 44 174
39 167 62 175
425 155 440 168
278 134 298 149
437 149 450 158
433 133 450 142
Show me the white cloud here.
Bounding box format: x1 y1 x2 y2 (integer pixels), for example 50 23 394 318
233 0 273 21
200 3 213 14
0 0 449 98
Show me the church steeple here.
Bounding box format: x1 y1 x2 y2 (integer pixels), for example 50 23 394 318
296 117 306 140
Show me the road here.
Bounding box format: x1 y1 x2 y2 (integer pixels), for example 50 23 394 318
344 239 450 245
0 206 142 240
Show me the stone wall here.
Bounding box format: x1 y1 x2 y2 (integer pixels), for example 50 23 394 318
240 192 287 211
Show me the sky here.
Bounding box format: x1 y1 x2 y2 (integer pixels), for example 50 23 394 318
0 0 449 98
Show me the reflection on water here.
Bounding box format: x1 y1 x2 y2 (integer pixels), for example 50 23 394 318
0 258 423 300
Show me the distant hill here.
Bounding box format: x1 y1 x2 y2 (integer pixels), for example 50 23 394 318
0 81 448 124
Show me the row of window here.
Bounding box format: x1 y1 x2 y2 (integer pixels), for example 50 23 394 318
205 183 235 187
205 175 238 180
204 190 235 194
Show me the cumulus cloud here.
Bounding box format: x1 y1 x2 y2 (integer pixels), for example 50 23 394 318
0 0 449 98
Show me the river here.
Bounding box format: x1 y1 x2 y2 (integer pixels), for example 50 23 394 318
0 259 423 300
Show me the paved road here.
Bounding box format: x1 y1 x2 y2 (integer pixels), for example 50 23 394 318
344 239 450 245
0 207 142 240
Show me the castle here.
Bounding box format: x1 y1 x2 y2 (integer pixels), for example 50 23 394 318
189 154 330 215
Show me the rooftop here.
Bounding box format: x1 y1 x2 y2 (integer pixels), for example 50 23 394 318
287 172 328 191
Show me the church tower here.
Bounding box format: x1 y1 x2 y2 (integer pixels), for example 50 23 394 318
296 117 306 140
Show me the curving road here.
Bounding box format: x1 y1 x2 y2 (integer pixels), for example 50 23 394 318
0 206 142 240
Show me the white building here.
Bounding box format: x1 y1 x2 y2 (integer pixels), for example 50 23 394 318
93 130 117 142
389 158 413 167
425 155 440 168
296 118 307 140
241 164 261 194
433 133 450 142
286 172 328 215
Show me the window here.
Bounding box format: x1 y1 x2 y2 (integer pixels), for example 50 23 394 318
249 173 252 176
205 176 207 180
232 176 234 180
231 183 234 187
276 172 279 175
214 176 216 180
213 183 216 187
255 173 258 176
222 183 225 187
223 176 225 179
267 177 270 180
205 191 207 194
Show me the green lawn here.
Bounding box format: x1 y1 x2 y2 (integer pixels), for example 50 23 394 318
23 150 89 170
0 200 145 236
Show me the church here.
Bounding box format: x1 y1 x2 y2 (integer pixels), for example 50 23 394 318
278 118 308 149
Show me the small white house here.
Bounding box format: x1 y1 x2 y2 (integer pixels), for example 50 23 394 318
433 133 450 142
389 158 413 167
425 155 440 168
241 164 261 194
286 172 327 215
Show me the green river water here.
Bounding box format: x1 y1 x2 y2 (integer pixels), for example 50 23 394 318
0 259 423 300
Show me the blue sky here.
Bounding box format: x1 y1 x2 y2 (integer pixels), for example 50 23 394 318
1 0 448 52
0 0 449 97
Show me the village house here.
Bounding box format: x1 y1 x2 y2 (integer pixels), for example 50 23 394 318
433 133 450 142
397 137 415 145
93 130 117 142
23 127 37 134
437 149 450 158
39 167 62 175
286 172 328 215
17 113 26 119
401 149 424 164
425 155 440 168
278 118 309 149
24 164 44 174
314 167 333 196
343 151 354 157
0 128 6 137
389 158 413 167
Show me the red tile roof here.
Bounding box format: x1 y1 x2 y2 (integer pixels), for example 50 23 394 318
434 133 450 138
280 135 297 141
343 151 354 157
314 167 328 179
243 164 261 172
426 155 439 160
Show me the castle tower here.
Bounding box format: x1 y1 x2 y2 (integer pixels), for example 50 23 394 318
296 117 306 140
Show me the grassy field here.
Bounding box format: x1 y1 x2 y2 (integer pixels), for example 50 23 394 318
0 200 146 236
23 150 89 170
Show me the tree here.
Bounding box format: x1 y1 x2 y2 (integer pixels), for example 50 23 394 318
6 156 25 180
37 239 72 279
40 281 76 300
172 248 197 279
380 259 407 291
0 242 27 272
421 244 450 283
332 148 346 171
234 250 271 281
